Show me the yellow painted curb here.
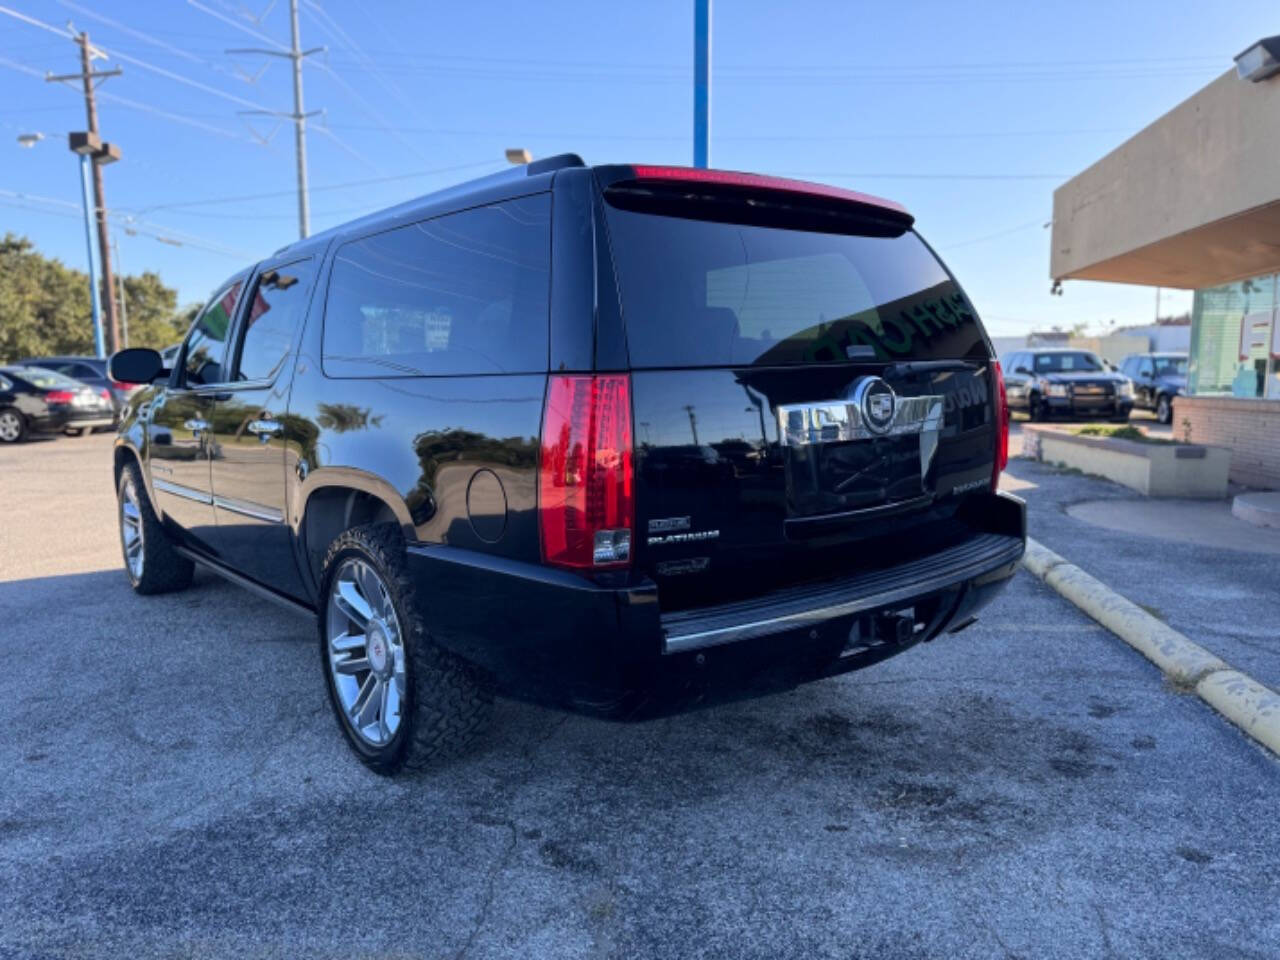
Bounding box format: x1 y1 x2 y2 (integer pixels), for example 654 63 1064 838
1021 538 1067 579
1021 536 1279 757
1041 561 1227 686
1196 671 1280 757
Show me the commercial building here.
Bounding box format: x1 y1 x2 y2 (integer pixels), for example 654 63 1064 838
1050 39 1280 488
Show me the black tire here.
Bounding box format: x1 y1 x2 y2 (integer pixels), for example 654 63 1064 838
118 460 195 594
1156 394 1172 425
0 407 27 443
318 523 493 775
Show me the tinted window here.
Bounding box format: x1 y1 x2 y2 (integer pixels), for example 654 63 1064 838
603 204 987 367
14 368 83 390
1154 356 1187 377
323 195 551 377
184 280 243 386
233 259 315 382
1033 352 1102 373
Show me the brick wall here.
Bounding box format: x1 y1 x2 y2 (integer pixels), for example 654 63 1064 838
1176 396 1280 489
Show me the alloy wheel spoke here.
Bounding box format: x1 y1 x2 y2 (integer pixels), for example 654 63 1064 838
378 681 391 742
334 656 370 675
356 563 387 618
330 631 363 654
349 673 379 726
334 579 373 629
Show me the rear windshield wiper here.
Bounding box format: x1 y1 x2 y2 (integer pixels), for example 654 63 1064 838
885 359 981 377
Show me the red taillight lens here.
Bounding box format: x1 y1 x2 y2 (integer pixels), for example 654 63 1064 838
45 390 76 405
539 374 634 570
109 378 136 390
992 360 1009 490
99 388 112 404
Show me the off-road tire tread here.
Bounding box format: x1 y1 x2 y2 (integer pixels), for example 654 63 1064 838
120 459 195 594
319 523 493 775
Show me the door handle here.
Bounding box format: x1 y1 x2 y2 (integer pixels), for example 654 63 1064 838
184 418 209 436
247 418 283 444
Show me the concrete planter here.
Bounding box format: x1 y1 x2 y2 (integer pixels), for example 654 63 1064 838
1021 425 1231 498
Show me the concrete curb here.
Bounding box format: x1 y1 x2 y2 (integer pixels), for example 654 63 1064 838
1021 536 1279 757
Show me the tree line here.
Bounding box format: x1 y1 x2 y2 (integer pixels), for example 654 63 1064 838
0 233 198 362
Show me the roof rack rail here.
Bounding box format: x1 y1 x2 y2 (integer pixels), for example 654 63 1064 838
526 153 584 176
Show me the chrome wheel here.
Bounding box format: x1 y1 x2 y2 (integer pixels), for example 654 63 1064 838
120 477 145 582
325 558 405 747
0 410 21 442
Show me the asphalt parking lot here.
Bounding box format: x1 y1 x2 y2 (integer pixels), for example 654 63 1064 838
2 434 1278 959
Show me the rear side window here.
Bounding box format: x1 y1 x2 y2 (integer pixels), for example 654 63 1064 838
232 259 316 382
323 194 551 377
14 368 81 389
603 204 988 368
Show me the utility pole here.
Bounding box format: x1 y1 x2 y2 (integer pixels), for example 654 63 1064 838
113 234 129 349
229 0 323 240
289 0 310 237
49 32 122 355
693 0 711 168
77 152 105 358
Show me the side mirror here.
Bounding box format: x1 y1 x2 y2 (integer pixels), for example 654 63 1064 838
1015 366 1032 376
109 348 166 385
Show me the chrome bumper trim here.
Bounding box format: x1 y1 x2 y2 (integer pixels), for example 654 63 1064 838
661 532 1023 654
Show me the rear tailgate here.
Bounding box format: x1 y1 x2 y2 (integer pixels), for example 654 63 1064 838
597 168 1001 611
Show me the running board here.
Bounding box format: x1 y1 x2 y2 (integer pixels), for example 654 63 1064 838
174 546 314 619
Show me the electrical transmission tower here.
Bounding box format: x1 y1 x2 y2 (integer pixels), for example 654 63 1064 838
228 0 323 238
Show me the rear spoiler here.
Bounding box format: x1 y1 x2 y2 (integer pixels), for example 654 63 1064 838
596 163 914 230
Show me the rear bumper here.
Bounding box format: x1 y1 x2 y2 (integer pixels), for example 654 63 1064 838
408 492 1026 716
63 414 115 430
27 410 70 434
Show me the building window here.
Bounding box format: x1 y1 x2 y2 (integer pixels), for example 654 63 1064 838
1189 274 1279 399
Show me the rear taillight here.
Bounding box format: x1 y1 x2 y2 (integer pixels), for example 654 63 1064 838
45 390 76 405
109 378 136 390
992 360 1009 490
99 389 113 405
538 374 634 570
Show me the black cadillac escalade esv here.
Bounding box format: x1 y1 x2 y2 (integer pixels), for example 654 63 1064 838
109 156 1025 774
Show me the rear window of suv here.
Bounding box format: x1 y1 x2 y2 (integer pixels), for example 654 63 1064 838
602 202 988 368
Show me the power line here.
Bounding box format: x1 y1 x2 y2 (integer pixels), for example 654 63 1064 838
0 53 250 140
0 187 259 258
127 158 503 214
301 0 423 127
938 218 1048 251
316 122 1136 143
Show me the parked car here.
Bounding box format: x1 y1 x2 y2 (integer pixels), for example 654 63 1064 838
0 366 116 443
1119 352 1186 424
1000 348 1134 422
108 156 1025 774
18 354 139 429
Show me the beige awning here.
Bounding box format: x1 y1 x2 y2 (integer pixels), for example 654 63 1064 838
1051 70 1280 290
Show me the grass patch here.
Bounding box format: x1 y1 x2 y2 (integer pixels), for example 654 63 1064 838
1072 425 1175 445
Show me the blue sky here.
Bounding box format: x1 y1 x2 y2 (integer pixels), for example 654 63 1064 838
1 0 1275 336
